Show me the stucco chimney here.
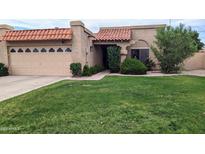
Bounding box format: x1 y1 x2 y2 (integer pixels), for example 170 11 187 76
0 24 13 66
70 21 85 27
70 20 87 64
0 24 14 36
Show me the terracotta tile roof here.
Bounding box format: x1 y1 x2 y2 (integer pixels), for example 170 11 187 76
95 27 131 41
2 28 72 41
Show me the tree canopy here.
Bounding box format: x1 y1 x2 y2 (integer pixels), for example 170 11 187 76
151 24 204 73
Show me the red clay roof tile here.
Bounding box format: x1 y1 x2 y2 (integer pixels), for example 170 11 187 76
95 27 131 41
2 28 72 41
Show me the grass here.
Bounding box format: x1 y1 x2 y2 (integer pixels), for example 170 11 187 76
0 76 205 134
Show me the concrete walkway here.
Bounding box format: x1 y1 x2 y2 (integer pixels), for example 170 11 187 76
0 76 66 102
66 70 110 80
182 70 205 77
109 70 205 77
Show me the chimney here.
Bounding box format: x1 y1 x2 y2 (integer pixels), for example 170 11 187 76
0 24 14 36
70 20 87 64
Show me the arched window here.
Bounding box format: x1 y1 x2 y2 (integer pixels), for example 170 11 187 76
33 48 39 52
18 48 23 53
49 48 55 52
65 48 71 52
10 49 16 53
25 48 31 52
41 48 46 52
57 48 63 52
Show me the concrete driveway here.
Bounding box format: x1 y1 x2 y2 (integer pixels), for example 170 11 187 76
0 76 66 102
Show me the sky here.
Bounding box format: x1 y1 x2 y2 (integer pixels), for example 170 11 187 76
0 19 205 43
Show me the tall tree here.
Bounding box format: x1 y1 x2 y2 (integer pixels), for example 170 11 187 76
151 24 202 73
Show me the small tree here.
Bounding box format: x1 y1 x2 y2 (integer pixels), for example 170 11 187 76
107 46 120 73
151 24 202 73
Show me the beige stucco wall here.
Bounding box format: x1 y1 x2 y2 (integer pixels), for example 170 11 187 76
130 28 158 63
183 51 205 70
0 41 8 65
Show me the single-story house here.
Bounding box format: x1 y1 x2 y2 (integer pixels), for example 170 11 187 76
0 20 205 76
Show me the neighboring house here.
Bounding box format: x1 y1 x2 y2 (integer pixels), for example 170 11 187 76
0 20 205 76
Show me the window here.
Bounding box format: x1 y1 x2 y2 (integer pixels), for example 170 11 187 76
130 49 149 63
25 48 31 52
57 48 63 52
41 48 46 52
33 48 39 52
65 48 71 52
49 48 55 52
18 48 23 53
10 49 16 53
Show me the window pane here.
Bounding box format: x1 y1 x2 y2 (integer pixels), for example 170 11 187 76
65 48 71 52
33 48 39 52
57 48 63 52
25 48 31 52
18 48 23 52
41 48 46 52
49 48 55 52
10 49 16 53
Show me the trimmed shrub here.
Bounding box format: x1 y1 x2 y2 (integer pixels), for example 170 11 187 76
70 63 82 76
82 64 104 76
0 63 9 76
107 46 120 73
82 65 92 76
92 65 103 74
121 58 147 75
144 58 156 71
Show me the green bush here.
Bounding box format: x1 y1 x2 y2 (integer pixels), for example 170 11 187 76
0 63 9 76
121 58 147 75
92 65 103 74
107 46 120 73
89 66 97 75
82 65 92 76
144 58 156 71
70 63 82 76
82 64 103 76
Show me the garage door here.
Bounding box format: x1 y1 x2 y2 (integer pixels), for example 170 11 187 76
9 46 72 76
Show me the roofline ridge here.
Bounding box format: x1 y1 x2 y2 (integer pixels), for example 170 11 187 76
99 24 166 30
9 27 71 32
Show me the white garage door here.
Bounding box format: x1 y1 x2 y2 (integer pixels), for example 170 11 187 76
9 46 72 76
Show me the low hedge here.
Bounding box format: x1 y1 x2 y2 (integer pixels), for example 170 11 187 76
82 65 92 76
0 63 9 76
82 64 103 76
121 58 147 75
70 63 82 76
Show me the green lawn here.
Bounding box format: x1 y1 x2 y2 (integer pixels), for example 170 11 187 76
0 76 205 134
